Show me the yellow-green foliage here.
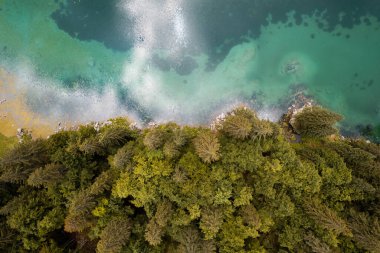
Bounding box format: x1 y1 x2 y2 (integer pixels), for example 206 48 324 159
0 133 17 157
193 130 221 163
0 107 378 253
293 106 343 137
222 113 253 140
97 216 132 253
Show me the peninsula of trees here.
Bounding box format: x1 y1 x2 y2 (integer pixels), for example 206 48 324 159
0 106 379 252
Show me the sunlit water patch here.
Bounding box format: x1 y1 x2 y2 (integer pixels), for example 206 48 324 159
0 0 379 140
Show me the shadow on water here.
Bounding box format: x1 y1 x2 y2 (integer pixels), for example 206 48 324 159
52 0 380 71
51 0 135 51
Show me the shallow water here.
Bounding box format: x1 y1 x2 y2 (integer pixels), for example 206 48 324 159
0 0 379 139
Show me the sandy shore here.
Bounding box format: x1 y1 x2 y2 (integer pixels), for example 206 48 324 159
0 68 56 138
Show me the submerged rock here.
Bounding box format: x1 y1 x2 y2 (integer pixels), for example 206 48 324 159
282 60 300 74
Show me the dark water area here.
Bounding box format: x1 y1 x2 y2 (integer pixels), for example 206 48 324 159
52 0 135 51
52 0 380 70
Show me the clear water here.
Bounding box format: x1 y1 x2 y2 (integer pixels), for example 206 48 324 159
0 0 379 139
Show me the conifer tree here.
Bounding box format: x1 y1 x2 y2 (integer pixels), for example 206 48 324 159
79 137 103 155
193 131 220 163
176 226 202 253
239 204 261 229
304 200 351 236
0 192 28 215
97 216 132 253
304 232 332 253
293 106 343 138
231 106 258 122
143 127 166 150
154 200 173 227
145 219 164 246
199 240 216 253
163 141 181 159
0 139 49 183
99 126 131 148
112 143 134 169
200 207 224 239
163 129 187 159
222 113 253 140
27 163 65 187
251 120 273 141
172 128 187 147
88 170 113 195
349 211 380 252
64 191 96 232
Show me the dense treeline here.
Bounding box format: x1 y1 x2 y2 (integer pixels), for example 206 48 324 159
0 106 379 252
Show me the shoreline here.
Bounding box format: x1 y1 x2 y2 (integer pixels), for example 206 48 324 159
0 68 56 138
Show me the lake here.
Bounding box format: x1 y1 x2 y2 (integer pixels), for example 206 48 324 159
0 0 379 140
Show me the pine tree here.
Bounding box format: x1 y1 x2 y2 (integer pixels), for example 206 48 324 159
163 129 187 159
64 191 96 232
222 114 253 140
304 232 332 253
97 216 132 253
88 170 113 195
199 240 216 253
112 143 134 169
27 163 65 187
154 200 173 227
163 141 181 159
0 139 49 183
143 128 166 150
231 106 258 123
145 219 164 246
79 137 103 155
251 120 273 141
349 211 380 252
176 226 202 253
99 127 131 148
239 204 261 229
293 106 343 138
304 200 352 236
200 207 224 239
172 128 187 147
193 131 220 163
0 193 28 215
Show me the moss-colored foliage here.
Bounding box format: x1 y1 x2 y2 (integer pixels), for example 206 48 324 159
64 190 97 232
304 200 352 237
145 219 164 246
304 232 332 253
200 206 224 239
99 126 134 148
193 130 221 163
79 137 104 155
143 127 167 150
293 106 343 137
27 163 66 187
0 190 61 250
97 216 132 253
112 142 135 169
0 133 17 157
175 226 216 253
348 211 380 252
222 113 253 140
0 139 49 183
251 120 274 141
0 107 379 252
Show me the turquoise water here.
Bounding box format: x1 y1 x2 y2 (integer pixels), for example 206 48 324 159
0 0 379 139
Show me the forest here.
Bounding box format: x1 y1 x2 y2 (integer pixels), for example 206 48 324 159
0 106 379 253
